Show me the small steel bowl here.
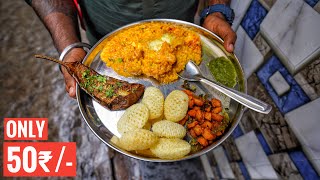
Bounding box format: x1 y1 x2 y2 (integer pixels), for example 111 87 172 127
76 19 246 162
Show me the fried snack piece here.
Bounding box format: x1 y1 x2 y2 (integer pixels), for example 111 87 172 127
119 129 159 151
141 87 164 120
152 120 186 139
110 136 127 150
117 103 149 134
150 138 191 159
164 90 189 122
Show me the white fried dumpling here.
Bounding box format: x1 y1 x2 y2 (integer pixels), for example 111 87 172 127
141 87 164 120
117 103 149 135
164 90 188 122
152 120 186 139
150 138 191 159
119 129 159 151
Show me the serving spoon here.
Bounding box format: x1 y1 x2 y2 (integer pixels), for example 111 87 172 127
179 61 272 114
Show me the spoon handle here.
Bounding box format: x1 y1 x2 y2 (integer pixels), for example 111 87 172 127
199 78 272 114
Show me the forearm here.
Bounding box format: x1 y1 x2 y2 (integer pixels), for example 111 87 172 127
31 0 80 53
209 0 230 5
206 0 231 19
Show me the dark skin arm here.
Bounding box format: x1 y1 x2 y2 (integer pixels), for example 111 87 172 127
202 0 237 52
31 0 86 98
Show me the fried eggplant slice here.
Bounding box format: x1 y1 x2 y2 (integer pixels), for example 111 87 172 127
35 54 145 110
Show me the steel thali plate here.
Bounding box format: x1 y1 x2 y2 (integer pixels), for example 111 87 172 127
76 19 246 162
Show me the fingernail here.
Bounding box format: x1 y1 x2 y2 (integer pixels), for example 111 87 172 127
228 44 234 52
69 87 74 95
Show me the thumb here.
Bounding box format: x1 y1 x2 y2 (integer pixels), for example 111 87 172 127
62 67 77 98
223 31 237 53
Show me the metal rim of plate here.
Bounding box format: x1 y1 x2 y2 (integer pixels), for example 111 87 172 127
76 19 247 162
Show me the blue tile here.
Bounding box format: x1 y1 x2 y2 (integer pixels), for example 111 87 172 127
240 0 268 39
289 151 320 180
256 132 272 155
238 161 250 180
304 0 319 7
256 55 310 114
232 125 244 138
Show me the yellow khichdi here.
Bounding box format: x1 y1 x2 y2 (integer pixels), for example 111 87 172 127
100 22 202 83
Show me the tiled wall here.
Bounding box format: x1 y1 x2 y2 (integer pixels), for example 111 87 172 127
202 0 320 179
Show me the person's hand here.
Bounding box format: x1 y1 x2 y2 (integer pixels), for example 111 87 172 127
60 48 86 98
202 12 237 53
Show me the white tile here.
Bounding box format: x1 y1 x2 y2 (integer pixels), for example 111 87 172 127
285 98 320 175
269 71 290 96
213 146 235 179
200 155 215 180
260 0 320 74
234 27 264 79
231 0 252 31
235 131 278 179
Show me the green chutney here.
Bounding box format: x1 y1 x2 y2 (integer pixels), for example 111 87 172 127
208 57 237 88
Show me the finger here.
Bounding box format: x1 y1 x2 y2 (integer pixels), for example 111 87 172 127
203 16 237 53
62 67 77 98
223 28 237 53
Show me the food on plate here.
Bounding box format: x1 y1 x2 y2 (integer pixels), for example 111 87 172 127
100 22 202 83
152 120 186 139
164 90 189 122
118 129 159 151
141 87 164 120
150 138 191 159
114 89 191 159
34 55 145 110
180 90 230 150
207 56 237 88
117 103 149 134
113 87 228 160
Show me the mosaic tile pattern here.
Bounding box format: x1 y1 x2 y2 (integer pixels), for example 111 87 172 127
294 73 318 100
257 0 277 11
139 158 207 180
299 58 320 99
260 0 320 74
238 161 251 180
206 150 223 178
235 131 278 179
247 74 299 152
304 0 320 7
241 0 268 39
200 155 215 179
314 1 320 12
268 153 302 180
256 131 272 155
285 98 320 175
289 151 320 179
230 162 246 180
221 137 242 161
256 55 310 114
253 32 272 60
239 110 258 133
213 147 235 179
232 124 244 138
235 26 264 79
230 0 252 31
268 71 291 96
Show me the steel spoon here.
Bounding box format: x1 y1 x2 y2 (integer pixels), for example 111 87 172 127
179 61 272 114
